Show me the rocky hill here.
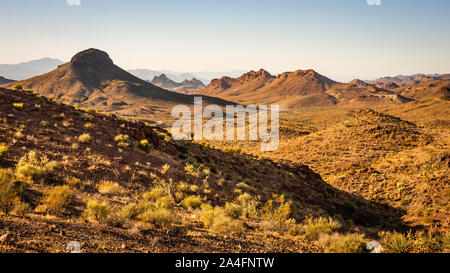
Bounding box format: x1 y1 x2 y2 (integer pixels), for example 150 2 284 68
0 87 407 252
151 74 205 94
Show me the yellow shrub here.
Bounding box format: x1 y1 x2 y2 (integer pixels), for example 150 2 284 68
85 200 111 221
138 207 174 228
325 233 367 253
43 185 74 215
262 194 294 234
97 180 122 196
200 204 246 235
181 195 203 209
303 217 342 240
138 139 153 152
0 169 23 213
0 145 7 159
78 133 92 144
15 151 58 183
114 134 130 147
225 202 243 219
13 103 23 110
379 231 415 253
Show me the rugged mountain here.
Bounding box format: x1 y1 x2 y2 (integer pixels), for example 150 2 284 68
128 69 204 84
324 79 413 107
202 69 275 97
200 70 418 109
150 74 205 94
371 73 449 86
0 76 15 85
151 74 180 89
375 81 400 90
0 49 231 122
393 80 450 101
0 58 64 80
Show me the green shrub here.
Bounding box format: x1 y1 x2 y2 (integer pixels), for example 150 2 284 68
114 134 130 147
325 233 367 253
379 231 416 253
78 133 92 144
43 185 74 215
181 195 203 209
85 200 111 221
138 139 153 152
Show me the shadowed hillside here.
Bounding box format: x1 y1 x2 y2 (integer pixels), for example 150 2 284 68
0 87 410 253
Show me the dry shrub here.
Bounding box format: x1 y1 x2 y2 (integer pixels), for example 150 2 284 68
138 139 153 152
97 180 123 196
15 151 59 183
78 133 92 144
138 207 174 228
114 134 130 147
379 231 416 253
324 233 367 253
43 185 74 215
0 145 7 159
0 169 25 213
303 216 342 240
262 194 294 234
201 204 245 235
181 195 203 209
85 200 111 221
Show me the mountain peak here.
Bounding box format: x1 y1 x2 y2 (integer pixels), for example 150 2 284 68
70 48 113 67
348 79 367 85
240 69 273 81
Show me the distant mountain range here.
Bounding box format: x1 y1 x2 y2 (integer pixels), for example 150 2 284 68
0 58 246 86
198 69 447 109
1 51 448 114
369 74 450 86
128 69 247 85
0 58 64 80
0 76 15 84
150 74 205 94
0 49 232 122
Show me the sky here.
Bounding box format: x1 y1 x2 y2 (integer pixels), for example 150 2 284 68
0 0 449 81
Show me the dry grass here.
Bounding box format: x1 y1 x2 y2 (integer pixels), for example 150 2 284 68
97 180 123 196
42 185 74 215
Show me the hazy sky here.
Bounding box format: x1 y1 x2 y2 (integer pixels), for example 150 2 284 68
0 0 449 80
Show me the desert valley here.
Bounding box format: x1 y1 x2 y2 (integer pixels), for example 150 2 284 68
0 47 448 253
